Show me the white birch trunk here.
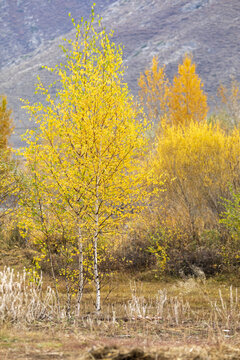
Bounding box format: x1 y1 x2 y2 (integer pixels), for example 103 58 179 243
94 178 101 312
76 225 84 316
93 230 101 312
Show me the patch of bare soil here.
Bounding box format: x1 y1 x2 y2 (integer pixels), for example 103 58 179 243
82 345 240 360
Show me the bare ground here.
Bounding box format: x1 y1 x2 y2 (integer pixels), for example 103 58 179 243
1 325 240 360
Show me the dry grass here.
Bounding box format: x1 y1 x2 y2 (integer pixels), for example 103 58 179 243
0 267 59 324
1 268 240 358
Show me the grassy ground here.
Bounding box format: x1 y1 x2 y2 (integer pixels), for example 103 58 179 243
1 250 240 359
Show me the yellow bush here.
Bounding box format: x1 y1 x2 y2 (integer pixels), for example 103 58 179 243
153 121 240 239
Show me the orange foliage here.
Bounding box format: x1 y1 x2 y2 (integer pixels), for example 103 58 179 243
0 95 13 151
168 55 208 125
139 54 208 127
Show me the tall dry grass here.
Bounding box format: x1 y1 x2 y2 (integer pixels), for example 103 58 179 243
1 266 240 343
0 267 59 324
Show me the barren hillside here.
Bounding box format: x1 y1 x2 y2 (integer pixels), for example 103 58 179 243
0 0 114 68
0 0 239 147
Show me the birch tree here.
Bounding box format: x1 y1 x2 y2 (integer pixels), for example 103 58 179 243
21 8 149 312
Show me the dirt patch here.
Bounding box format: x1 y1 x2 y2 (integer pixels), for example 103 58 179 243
80 345 240 360
86 347 154 360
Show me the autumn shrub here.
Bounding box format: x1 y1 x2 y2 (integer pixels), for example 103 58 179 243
118 210 224 276
2 224 26 249
154 121 240 234
137 120 240 274
0 210 27 252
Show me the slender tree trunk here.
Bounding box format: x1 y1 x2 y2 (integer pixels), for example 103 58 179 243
93 231 101 312
94 179 101 312
76 225 84 316
66 281 72 319
47 242 61 316
176 176 198 243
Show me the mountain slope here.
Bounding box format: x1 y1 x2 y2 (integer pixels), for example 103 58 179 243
0 0 240 147
105 0 240 95
0 0 115 68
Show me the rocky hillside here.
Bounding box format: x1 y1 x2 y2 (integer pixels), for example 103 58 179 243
0 0 114 68
0 0 239 147
106 0 240 96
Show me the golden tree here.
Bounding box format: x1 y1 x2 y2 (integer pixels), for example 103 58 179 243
0 95 13 150
168 54 208 125
0 95 16 219
138 56 168 125
20 8 149 312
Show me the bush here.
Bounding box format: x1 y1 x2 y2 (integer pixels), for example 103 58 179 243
153 121 240 241
116 226 156 272
167 247 223 277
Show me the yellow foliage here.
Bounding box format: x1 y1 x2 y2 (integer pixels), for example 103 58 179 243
0 95 13 150
168 55 208 125
138 54 208 128
153 121 240 237
138 56 168 124
0 96 16 219
19 8 151 310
